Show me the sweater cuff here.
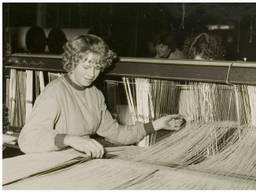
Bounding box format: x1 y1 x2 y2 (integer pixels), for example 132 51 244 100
55 134 67 148
144 122 155 135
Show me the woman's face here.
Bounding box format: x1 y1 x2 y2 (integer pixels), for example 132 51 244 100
155 43 171 58
71 52 101 87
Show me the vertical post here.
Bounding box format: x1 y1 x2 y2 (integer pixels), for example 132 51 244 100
3 3 12 132
236 17 241 54
36 3 47 27
25 71 33 123
133 7 139 57
56 4 60 27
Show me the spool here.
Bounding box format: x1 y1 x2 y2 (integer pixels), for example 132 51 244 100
25 26 47 53
8 26 47 53
62 28 90 41
9 27 30 53
47 28 67 54
46 28 89 54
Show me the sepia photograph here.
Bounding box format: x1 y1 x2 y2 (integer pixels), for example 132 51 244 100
2 1 256 190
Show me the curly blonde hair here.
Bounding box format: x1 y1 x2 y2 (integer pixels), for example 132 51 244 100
62 34 117 72
183 33 225 60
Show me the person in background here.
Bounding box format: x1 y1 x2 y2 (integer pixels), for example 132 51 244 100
154 32 185 59
183 32 226 60
18 34 185 158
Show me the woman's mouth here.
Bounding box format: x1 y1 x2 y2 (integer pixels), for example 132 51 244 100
84 77 93 81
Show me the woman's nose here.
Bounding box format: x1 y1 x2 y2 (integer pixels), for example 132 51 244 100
159 46 165 50
87 67 96 78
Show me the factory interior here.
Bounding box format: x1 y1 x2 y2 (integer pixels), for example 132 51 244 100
2 2 256 190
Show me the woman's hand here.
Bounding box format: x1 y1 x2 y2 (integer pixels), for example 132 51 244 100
152 114 186 131
64 135 104 158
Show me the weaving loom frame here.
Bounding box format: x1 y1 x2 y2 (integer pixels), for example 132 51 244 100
4 53 256 134
3 54 256 189
4 53 256 85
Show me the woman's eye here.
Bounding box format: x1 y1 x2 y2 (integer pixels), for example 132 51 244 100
82 66 90 69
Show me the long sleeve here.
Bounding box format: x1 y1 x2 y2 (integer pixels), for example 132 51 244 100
96 91 148 145
18 77 154 153
18 84 61 153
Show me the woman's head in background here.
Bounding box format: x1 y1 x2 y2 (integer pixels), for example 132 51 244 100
154 32 178 58
183 32 226 60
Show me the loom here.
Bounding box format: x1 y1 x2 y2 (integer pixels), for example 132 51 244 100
3 53 256 189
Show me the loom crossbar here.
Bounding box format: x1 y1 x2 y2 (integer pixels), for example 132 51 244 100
4 53 256 85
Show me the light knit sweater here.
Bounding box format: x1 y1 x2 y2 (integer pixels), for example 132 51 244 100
18 75 153 153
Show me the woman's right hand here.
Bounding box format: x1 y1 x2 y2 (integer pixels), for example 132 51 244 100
152 114 186 131
64 135 104 159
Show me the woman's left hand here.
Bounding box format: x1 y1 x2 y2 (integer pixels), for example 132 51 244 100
152 114 186 131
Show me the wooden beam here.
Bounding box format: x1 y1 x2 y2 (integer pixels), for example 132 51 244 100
4 53 256 85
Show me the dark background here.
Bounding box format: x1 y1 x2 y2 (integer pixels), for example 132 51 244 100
3 3 256 60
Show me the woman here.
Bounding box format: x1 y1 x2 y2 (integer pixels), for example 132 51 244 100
155 32 184 59
18 34 185 158
183 32 225 60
